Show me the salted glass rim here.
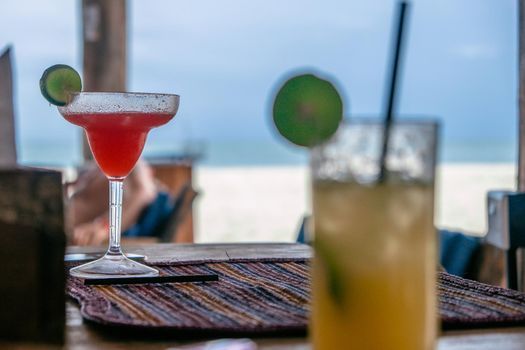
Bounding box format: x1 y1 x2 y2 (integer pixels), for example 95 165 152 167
58 92 180 114
311 117 439 184
338 117 440 127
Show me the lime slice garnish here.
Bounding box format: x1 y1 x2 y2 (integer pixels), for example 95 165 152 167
39 64 82 106
272 73 344 147
315 238 346 308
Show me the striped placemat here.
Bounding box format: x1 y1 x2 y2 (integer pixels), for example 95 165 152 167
440 272 525 329
67 259 525 334
67 258 310 335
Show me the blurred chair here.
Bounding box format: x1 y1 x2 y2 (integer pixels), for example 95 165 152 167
296 216 311 245
157 183 197 242
440 229 483 280
122 182 197 243
296 215 504 285
482 191 525 290
148 156 198 243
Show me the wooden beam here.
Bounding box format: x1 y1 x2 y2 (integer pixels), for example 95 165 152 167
0 46 17 166
519 0 525 191
81 0 127 161
518 0 525 291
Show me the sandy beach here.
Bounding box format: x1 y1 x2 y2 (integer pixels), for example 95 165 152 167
193 163 517 242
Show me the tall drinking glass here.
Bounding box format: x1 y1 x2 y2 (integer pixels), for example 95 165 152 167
59 92 179 279
310 120 438 349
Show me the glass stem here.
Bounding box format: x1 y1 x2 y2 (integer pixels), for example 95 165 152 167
107 179 124 256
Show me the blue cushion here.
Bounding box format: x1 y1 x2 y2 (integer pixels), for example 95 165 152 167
123 192 173 238
439 229 481 278
296 217 482 278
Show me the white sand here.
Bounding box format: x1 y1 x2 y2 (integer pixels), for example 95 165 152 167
193 163 517 242
435 163 516 235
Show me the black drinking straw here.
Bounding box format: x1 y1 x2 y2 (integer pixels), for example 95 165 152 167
84 274 219 286
378 1 410 182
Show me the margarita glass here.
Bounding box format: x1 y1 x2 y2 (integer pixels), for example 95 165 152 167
60 92 179 279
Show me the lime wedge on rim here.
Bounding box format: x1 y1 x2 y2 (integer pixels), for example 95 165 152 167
40 64 82 106
272 73 344 147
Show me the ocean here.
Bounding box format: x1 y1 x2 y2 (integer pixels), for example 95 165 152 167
19 139 518 168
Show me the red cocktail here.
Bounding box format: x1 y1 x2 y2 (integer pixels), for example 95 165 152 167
59 92 179 279
64 112 173 178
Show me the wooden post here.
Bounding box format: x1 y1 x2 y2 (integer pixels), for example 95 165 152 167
81 0 127 161
0 46 17 166
519 0 525 191
517 0 525 291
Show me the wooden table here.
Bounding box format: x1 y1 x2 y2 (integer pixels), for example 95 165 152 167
5 243 525 349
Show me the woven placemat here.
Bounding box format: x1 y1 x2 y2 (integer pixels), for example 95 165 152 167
67 258 310 335
67 259 525 334
440 272 525 329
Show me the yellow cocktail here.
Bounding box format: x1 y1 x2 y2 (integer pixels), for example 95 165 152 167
310 121 438 350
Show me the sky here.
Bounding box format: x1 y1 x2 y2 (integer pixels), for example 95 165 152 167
0 0 518 165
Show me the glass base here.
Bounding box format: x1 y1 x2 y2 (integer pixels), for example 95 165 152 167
69 253 159 279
